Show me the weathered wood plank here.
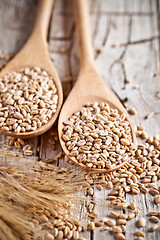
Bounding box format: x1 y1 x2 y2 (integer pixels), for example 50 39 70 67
89 1 160 240
0 0 160 240
46 2 90 239
0 0 39 160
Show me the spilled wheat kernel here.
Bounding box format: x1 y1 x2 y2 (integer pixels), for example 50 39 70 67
154 195 160 204
150 216 159 223
138 218 146 227
149 224 159 232
135 230 144 237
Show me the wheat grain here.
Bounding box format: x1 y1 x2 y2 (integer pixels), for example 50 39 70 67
0 67 58 132
62 102 134 170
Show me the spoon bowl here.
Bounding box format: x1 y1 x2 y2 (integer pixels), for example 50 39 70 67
58 0 136 173
0 0 63 138
58 67 136 173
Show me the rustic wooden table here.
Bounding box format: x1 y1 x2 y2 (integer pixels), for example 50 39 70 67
0 0 160 240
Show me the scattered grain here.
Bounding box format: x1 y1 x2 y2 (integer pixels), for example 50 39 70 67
44 233 55 240
45 222 53 229
52 227 58 237
138 218 145 227
101 226 109 231
88 187 94 196
67 230 73 239
128 108 137 115
155 91 160 99
44 158 55 164
135 230 144 237
112 226 122 233
110 211 119 219
89 221 95 230
95 221 104 227
111 43 118 48
125 79 131 84
97 46 104 53
154 195 160 204
119 214 127 219
73 231 79 239
149 188 159 196
39 214 48 223
23 150 33 156
147 212 158 217
121 225 126 233
137 126 144 131
128 213 135 221
17 138 25 146
140 132 147 140
116 219 127 225
23 145 31 151
134 84 140 89
149 224 159 232
150 216 159 223
105 219 116 227
129 202 136 210
97 184 103 190
145 112 154 119
14 141 21 149
57 152 63 159
115 233 125 240
57 230 63 239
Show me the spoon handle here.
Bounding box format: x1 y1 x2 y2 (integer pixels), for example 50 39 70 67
73 0 95 70
31 0 54 42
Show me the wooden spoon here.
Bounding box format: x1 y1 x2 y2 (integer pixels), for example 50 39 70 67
58 0 136 173
0 0 63 138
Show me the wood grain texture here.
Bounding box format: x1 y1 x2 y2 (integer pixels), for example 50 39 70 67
0 0 160 239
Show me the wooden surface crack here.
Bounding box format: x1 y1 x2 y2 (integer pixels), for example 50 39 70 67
109 16 132 89
95 17 111 60
119 35 160 46
153 0 160 76
67 23 75 83
156 0 160 53
111 87 126 108
90 11 154 17
119 17 132 60
138 87 156 117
